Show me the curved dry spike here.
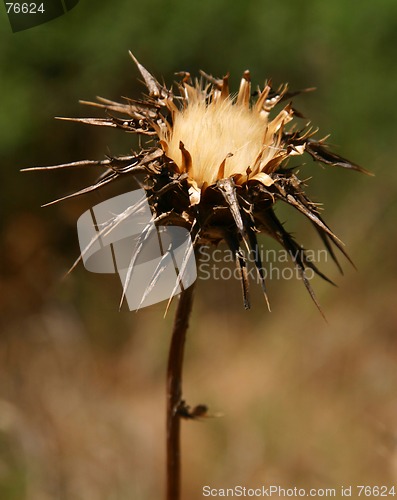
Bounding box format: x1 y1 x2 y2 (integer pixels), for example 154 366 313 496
237 252 250 310
129 51 167 98
254 84 271 114
312 225 343 274
179 141 193 176
79 97 158 120
56 116 119 128
281 236 327 317
220 73 230 100
217 159 226 181
79 98 134 115
224 231 250 310
269 104 294 133
280 177 355 268
24 157 143 176
40 160 148 206
175 71 191 85
22 158 117 172
299 249 337 286
313 217 356 269
275 190 343 245
299 264 327 320
246 227 271 311
306 140 373 175
259 207 327 318
57 115 157 135
216 153 233 181
199 70 223 88
280 234 326 316
237 70 251 107
42 171 120 206
277 86 316 104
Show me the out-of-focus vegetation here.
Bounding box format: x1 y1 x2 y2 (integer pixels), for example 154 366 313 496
1 1 396 498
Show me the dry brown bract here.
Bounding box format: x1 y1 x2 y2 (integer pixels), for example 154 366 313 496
26 52 369 312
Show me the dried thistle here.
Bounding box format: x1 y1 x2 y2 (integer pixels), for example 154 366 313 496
26 53 369 500
27 52 368 313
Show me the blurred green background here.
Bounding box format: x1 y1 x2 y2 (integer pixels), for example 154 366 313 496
1 0 396 498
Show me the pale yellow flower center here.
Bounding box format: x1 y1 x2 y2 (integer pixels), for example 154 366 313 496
160 96 271 187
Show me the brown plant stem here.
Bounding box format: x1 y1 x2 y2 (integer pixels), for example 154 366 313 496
166 281 196 500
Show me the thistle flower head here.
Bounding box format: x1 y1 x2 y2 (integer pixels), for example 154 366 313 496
27 52 369 312
158 77 289 190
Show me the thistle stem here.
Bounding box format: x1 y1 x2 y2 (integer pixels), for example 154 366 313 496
166 281 196 500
